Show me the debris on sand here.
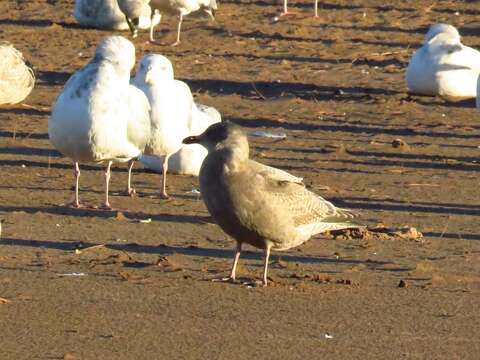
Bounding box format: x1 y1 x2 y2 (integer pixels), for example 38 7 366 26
328 226 423 242
392 138 409 150
248 130 287 140
74 244 105 255
398 279 407 288
0 297 12 304
115 211 128 221
156 255 183 272
289 273 358 286
56 272 86 277
320 143 347 155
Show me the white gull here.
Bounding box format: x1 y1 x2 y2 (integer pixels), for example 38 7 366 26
406 23 480 98
49 36 150 209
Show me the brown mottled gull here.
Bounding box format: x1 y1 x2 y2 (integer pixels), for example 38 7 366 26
0 42 34 106
183 122 360 286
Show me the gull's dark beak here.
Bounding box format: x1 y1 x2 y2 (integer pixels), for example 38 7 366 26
183 135 200 144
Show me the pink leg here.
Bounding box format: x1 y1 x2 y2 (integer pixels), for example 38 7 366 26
262 245 272 287
213 242 242 283
68 162 81 208
160 154 171 199
229 242 242 280
171 14 183 46
281 0 288 15
314 0 318 17
100 161 113 210
125 159 136 196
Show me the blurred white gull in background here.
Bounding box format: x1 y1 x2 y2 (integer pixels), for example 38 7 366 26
117 0 161 37
406 23 480 98
140 103 221 176
49 36 150 209
132 54 214 198
0 42 35 106
148 0 217 45
74 0 156 31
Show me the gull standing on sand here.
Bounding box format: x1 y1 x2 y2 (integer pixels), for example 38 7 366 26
183 122 359 286
0 42 35 106
282 0 319 17
49 36 151 209
148 0 217 45
132 54 195 198
74 0 156 31
406 23 480 98
117 0 161 37
140 103 222 176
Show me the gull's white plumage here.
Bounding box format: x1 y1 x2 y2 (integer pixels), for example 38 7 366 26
117 0 162 37
148 0 217 45
74 0 155 30
0 42 35 106
424 23 460 43
140 102 221 176
132 54 194 197
406 23 480 98
49 36 150 208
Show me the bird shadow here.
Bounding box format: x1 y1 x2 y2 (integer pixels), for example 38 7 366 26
330 157 480 172
0 18 108 30
331 196 480 218
0 205 209 224
406 95 476 109
0 130 49 140
227 116 480 141
0 237 391 266
347 149 479 165
422 232 480 241
184 78 399 102
0 106 50 116
197 48 352 65
212 27 335 44
0 146 60 157
37 70 71 86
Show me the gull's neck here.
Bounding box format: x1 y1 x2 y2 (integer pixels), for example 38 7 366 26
216 135 249 173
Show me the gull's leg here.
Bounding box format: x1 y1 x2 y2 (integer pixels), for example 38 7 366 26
281 0 288 15
230 242 242 280
131 17 140 38
66 161 82 208
125 15 137 38
100 161 113 210
262 245 272 287
125 159 136 196
149 12 161 42
314 0 318 17
171 14 183 46
160 153 171 199
213 242 242 283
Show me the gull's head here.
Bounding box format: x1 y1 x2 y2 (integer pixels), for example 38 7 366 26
135 54 174 85
183 121 248 155
95 36 136 75
424 23 460 43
